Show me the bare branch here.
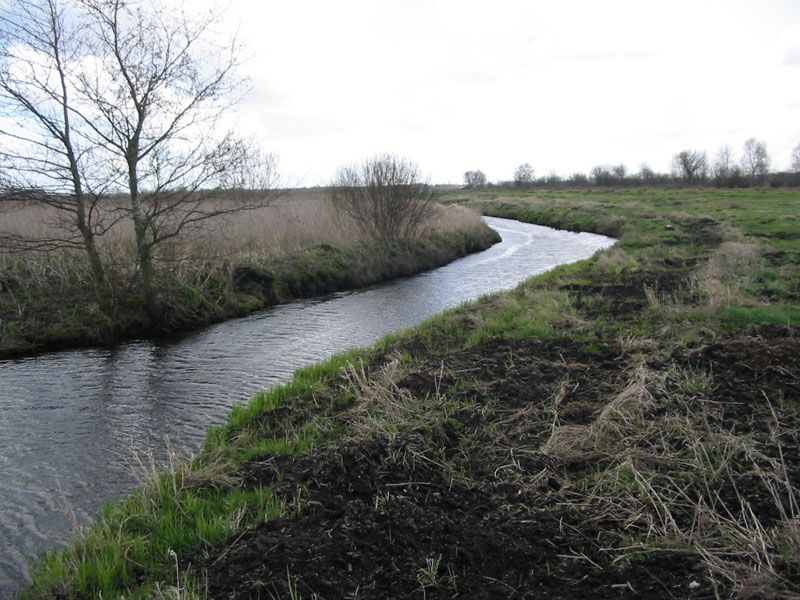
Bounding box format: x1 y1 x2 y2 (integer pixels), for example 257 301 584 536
331 154 436 244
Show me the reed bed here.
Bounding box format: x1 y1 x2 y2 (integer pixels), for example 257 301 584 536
1 190 486 262
0 191 495 354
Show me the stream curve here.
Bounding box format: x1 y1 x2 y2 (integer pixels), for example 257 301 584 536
0 217 614 594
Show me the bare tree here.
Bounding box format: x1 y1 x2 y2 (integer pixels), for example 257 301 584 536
741 138 770 186
544 170 561 185
70 0 276 313
513 163 534 186
331 154 436 244
591 165 614 186
0 0 277 315
790 143 800 183
671 150 707 184
569 172 588 185
711 145 746 187
712 145 734 180
638 163 655 183
611 163 627 181
0 0 110 305
463 170 487 188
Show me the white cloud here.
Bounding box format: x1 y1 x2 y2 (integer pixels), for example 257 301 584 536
215 0 800 183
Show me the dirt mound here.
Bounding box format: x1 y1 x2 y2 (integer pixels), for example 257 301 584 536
199 437 706 599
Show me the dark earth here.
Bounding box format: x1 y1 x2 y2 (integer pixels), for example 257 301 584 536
190 260 799 599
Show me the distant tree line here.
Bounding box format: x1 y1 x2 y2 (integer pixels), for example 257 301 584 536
466 138 800 189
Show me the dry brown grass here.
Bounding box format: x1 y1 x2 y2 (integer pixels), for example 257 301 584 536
542 364 656 461
540 361 800 598
694 241 763 308
1 190 490 350
0 191 489 314
594 247 636 271
1 190 487 264
341 356 458 442
644 238 764 312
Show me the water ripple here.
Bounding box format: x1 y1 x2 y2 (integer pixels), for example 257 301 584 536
0 217 613 594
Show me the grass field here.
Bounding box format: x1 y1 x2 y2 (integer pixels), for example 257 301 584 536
0 192 496 356
449 187 800 331
22 188 800 599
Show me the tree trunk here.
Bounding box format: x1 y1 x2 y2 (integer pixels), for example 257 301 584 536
69 154 107 311
76 216 108 312
127 158 158 316
61 68 109 312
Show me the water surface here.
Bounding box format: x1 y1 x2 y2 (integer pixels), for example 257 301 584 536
0 217 614 594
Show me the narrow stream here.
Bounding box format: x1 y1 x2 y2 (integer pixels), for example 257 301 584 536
0 217 614 595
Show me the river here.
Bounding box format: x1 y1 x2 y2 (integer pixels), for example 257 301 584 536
0 217 613 595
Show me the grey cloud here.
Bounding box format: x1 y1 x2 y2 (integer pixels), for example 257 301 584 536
253 110 350 140
248 84 292 108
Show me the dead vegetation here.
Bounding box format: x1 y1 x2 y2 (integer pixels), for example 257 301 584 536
645 234 764 312
1 192 493 355
693 241 763 307
1 191 486 266
542 363 656 461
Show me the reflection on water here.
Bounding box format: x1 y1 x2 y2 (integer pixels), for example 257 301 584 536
0 217 613 594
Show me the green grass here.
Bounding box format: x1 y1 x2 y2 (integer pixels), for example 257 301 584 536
717 304 800 328
25 475 285 599
447 188 800 335
22 187 800 598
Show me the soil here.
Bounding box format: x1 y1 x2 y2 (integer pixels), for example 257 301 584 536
679 326 800 526
561 266 688 320
194 336 716 599
198 436 709 599
193 274 799 598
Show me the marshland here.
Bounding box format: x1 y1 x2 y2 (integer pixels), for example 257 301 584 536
13 187 800 599
0 191 498 357
2 0 800 598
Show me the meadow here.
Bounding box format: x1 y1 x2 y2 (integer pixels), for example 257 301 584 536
0 191 496 356
22 188 800 599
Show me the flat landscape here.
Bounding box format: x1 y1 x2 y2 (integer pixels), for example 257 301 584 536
23 188 800 599
3 1 799 597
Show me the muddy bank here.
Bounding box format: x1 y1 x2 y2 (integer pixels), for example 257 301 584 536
188 192 800 598
193 322 799 599
22 190 800 599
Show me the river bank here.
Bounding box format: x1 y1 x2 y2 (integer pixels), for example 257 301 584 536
2 216 608 597
23 189 800 599
0 201 498 359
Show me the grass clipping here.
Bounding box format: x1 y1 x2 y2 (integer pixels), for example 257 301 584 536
341 356 457 442
543 364 655 462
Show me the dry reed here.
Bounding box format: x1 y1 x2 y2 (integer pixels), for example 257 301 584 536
0 191 489 305
1 190 486 263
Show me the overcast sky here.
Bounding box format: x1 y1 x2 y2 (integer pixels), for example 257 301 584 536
218 0 800 185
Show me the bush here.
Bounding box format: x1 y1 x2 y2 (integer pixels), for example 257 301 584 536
331 154 436 244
